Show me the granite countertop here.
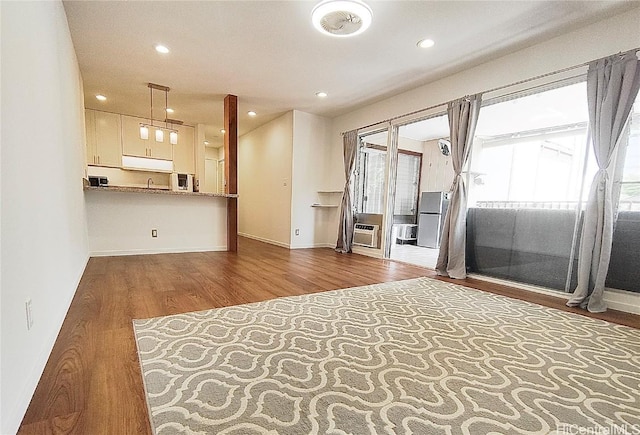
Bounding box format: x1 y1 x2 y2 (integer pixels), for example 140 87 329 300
84 185 238 198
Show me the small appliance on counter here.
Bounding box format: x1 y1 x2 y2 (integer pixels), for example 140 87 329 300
88 176 108 187
170 173 193 192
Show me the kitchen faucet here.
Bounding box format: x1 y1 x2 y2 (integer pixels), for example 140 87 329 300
147 177 154 188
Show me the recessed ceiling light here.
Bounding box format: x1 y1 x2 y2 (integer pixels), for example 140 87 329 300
165 108 174 114
316 92 328 98
220 129 226 134
417 38 435 49
312 0 373 37
204 141 210 145
96 94 107 101
247 111 257 117
155 44 170 54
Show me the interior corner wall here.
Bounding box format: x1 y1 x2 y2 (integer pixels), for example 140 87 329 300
0 2 90 433
238 111 293 247
290 110 332 249
324 6 640 250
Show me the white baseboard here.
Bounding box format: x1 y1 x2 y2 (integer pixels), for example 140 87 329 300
238 232 290 249
290 243 335 249
5 254 90 435
603 288 640 315
468 274 640 316
89 246 228 257
352 245 384 258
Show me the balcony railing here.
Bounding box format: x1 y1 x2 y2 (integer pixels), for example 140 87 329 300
475 201 640 211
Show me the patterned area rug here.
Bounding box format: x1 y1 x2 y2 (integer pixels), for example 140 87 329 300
133 277 640 435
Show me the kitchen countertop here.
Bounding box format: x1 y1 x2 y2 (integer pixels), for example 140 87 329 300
84 185 238 198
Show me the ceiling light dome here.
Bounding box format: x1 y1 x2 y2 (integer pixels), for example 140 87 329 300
312 0 373 37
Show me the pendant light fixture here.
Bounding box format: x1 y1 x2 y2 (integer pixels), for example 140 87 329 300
139 83 178 145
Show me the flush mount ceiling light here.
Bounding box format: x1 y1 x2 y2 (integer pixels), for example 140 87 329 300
155 44 170 54
311 0 372 37
247 111 257 117
417 38 435 49
139 83 179 145
220 129 226 134
165 108 174 114
316 91 328 98
96 94 107 101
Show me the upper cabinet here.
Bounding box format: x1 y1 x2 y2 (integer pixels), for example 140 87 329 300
85 109 196 172
173 125 195 174
85 109 121 167
121 116 172 161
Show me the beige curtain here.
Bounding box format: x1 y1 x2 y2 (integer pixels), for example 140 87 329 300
336 130 358 253
436 94 482 279
567 52 640 313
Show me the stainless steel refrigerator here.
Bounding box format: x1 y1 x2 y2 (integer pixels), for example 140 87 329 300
417 192 449 248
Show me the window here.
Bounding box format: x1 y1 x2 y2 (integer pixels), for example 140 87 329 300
394 152 421 216
617 98 640 211
355 144 387 214
606 93 640 293
466 81 590 291
470 82 590 209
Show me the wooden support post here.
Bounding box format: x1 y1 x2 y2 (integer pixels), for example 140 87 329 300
224 95 238 252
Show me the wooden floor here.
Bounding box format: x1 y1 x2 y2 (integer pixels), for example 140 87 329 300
18 237 640 434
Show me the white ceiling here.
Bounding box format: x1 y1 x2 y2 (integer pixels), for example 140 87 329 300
63 0 634 148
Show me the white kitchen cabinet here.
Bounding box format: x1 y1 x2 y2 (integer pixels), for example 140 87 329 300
173 124 195 174
85 109 121 167
121 115 172 161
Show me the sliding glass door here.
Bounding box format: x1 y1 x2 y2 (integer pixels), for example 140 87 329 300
466 81 640 295
385 114 451 268
352 127 390 254
605 93 640 293
466 80 590 291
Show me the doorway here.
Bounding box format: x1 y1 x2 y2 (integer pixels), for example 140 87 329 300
386 113 453 269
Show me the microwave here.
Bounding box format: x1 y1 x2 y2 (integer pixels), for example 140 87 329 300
170 173 193 192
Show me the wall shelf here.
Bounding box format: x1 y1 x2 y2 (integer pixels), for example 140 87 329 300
311 204 339 208
313 190 342 209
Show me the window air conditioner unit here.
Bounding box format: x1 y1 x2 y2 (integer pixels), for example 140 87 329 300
353 223 379 248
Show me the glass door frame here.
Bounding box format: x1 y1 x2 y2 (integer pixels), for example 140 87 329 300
382 107 449 260
353 122 392 257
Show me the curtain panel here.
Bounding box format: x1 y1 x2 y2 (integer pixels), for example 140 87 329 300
335 130 359 253
436 94 482 279
567 52 640 313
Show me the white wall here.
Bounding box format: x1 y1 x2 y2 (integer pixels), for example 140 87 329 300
325 6 640 246
421 139 454 193
86 191 228 255
238 112 293 247
1 2 90 432
290 111 332 248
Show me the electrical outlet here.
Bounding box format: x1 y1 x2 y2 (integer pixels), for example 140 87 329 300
295 229 300 236
151 229 158 238
25 299 33 330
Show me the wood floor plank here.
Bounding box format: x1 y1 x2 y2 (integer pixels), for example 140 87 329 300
18 237 639 434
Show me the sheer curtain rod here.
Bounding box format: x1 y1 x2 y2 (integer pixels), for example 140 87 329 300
341 47 639 136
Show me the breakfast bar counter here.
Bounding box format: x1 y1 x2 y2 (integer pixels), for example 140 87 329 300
84 185 238 198
84 184 235 256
